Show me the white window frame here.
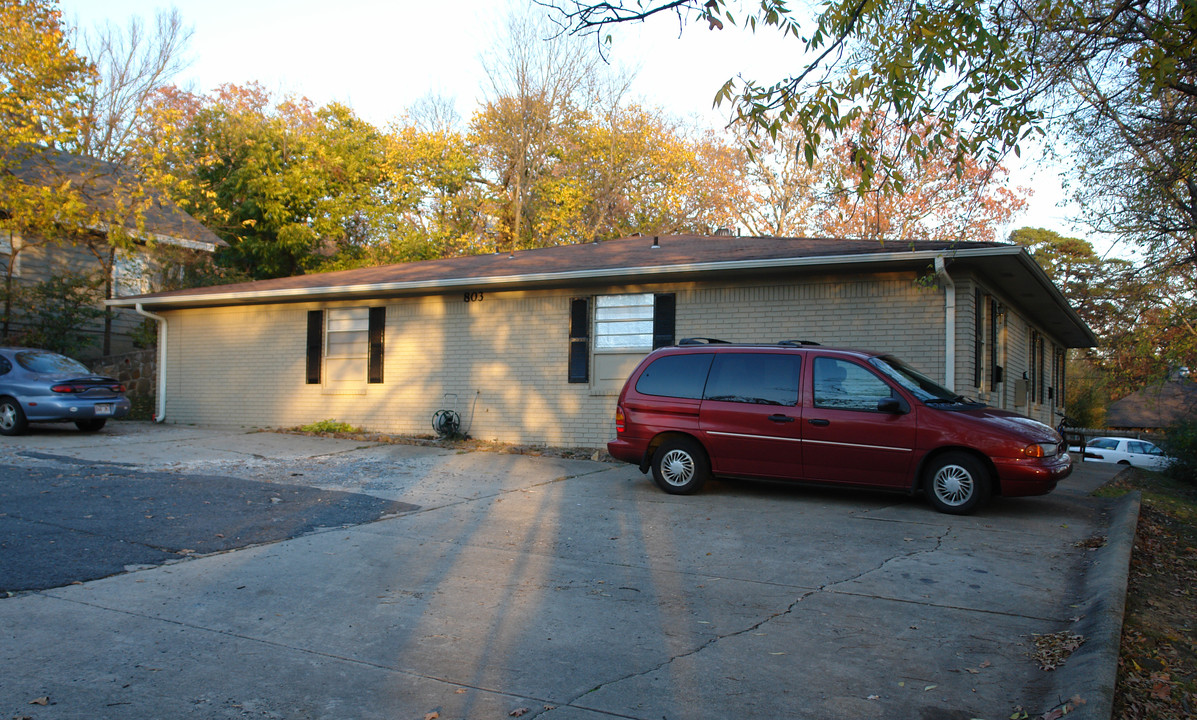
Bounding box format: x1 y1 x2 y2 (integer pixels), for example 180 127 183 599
594 293 654 352
323 307 370 391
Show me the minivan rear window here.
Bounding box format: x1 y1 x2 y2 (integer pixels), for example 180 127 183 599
635 353 713 399
704 353 801 406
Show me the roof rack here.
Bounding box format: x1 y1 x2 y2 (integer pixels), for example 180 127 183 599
778 339 821 346
678 337 731 345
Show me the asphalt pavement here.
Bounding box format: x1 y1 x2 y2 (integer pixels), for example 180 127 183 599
0 422 1133 720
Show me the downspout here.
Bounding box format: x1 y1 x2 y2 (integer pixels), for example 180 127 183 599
934 255 956 391
134 303 167 423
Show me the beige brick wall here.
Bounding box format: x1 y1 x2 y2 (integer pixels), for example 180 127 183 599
158 268 1068 445
959 275 1063 427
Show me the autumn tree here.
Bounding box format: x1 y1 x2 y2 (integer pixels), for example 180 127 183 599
1012 227 1197 418
474 12 600 251
1 0 94 340
73 6 193 161
544 0 1197 267
133 84 398 279
809 114 1027 243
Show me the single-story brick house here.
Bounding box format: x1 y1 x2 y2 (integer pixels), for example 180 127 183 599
109 235 1096 446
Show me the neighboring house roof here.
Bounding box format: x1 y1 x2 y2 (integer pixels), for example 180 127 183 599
2 148 225 251
110 234 1097 347
1107 380 1197 430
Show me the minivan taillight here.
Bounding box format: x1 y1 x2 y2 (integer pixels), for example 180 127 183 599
615 406 626 434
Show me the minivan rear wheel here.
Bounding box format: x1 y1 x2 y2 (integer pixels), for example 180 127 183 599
924 452 991 515
651 437 710 495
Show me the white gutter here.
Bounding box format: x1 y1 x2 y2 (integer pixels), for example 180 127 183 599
112 246 1019 309
134 303 167 423
934 255 956 390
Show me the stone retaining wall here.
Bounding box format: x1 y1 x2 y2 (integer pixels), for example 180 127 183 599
93 348 156 397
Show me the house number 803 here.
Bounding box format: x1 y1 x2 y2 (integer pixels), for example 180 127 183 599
464 292 484 303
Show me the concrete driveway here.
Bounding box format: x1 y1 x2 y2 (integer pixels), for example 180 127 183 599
0 422 1131 719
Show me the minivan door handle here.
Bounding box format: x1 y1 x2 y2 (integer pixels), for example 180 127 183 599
808 418 830 427
767 414 795 423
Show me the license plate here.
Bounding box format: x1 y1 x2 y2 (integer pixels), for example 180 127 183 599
94 403 113 416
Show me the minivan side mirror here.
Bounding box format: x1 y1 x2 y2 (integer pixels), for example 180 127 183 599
877 397 908 414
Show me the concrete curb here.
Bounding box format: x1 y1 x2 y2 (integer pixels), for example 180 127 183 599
1047 489 1141 718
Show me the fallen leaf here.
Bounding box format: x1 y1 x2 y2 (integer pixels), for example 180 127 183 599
29 697 50 706
924 684 938 691
866 694 880 700
424 712 439 720
509 709 530 717
454 688 467 694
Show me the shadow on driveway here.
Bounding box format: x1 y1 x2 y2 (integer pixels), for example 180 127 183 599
0 455 418 594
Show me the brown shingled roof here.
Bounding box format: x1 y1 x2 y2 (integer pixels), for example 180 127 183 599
109 234 1098 348
1107 380 1197 430
3 148 224 250
127 235 1002 299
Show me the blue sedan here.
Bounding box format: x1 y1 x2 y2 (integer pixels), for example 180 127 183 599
0 348 131 435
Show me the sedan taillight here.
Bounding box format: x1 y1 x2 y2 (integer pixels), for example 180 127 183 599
51 383 125 393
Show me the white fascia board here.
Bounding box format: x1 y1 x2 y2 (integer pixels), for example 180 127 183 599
91 221 223 252
108 245 1021 309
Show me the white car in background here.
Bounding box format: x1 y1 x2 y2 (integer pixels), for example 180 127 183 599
1071 436 1174 470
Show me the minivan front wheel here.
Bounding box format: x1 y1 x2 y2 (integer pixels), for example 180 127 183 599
924 452 991 515
651 437 710 495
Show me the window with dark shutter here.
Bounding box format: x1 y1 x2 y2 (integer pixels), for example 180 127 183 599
368 306 385 384
653 293 676 349
569 297 590 383
306 310 323 384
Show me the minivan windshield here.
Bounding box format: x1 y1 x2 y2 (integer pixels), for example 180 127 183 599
869 355 981 405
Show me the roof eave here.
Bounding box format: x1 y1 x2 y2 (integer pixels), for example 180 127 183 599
108 247 978 309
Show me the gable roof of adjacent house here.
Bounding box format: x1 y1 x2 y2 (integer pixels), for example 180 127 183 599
2 148 225 251
1106 379 1197 430
109 234 1098 347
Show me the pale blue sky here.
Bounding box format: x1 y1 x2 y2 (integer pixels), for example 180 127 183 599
56 0 1079 241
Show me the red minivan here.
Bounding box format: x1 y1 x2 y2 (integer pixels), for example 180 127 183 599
607 340 1072 514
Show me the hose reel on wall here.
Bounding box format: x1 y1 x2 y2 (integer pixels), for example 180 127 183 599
432 393 461 438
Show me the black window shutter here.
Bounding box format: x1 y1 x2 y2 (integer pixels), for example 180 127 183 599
989 297 1001 388
306 310 323 384
653 293 676 349
973 288 983 388
568 297 589 383
368 306 385 384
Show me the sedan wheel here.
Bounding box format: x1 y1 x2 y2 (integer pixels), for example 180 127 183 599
925 452 990 515
0 398 28 436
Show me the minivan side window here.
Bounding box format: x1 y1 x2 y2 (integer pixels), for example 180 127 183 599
704 353 801 406
813 357 894 411
635 353 713 399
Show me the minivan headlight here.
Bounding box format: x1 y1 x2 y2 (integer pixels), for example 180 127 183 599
1023 443 1058 458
